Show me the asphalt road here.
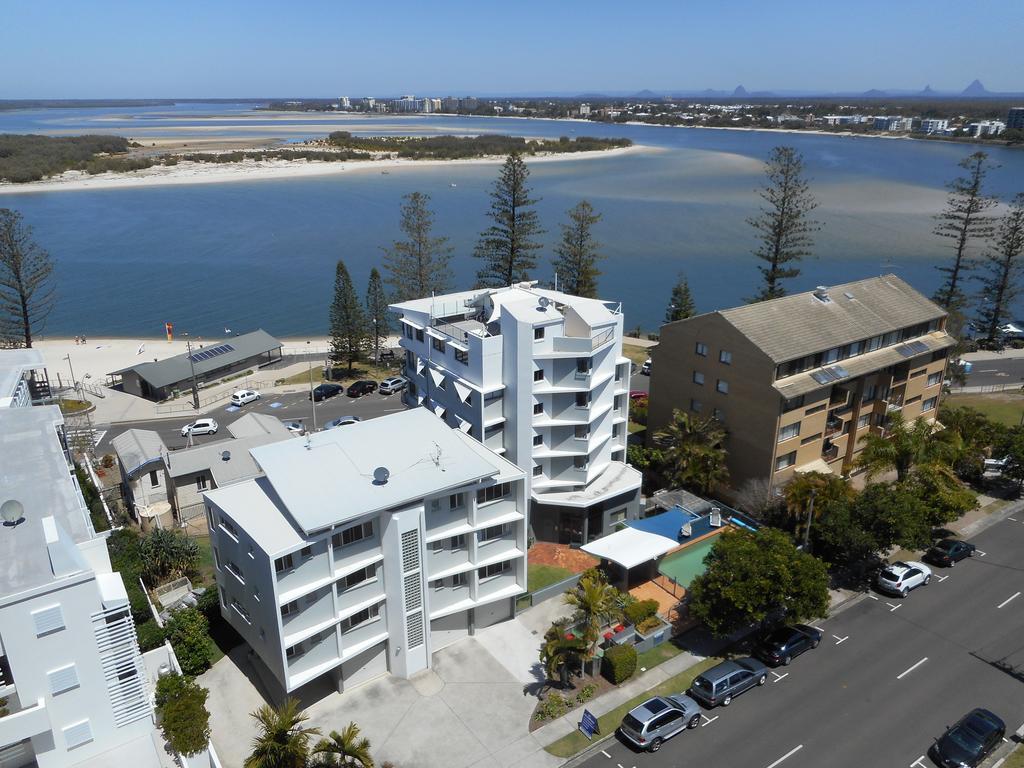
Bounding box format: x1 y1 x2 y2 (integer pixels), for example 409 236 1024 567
965 357 1024 389
578 516 1024 768
95 388 409 454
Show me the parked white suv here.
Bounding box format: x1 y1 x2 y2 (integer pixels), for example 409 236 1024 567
230 389 260 406
876 561 931 597
181 418 218 437
379 376 408 395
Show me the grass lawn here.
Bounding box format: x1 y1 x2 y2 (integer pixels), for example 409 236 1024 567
58 398 92 414
195 535 215 587
636 639 687 672
628 421 646 435
544 657 720 758
1004 745 1024 768
528 563 574 593
276 362 400 388
944 393 1024 426
621 342 653 368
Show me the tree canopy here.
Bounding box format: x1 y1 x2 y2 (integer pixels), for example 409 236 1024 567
382 191 453 301
653 409 729 495
551 200 603 298
0 208 55 348
665 274 696 323
328 259 366 374
473 153 545 287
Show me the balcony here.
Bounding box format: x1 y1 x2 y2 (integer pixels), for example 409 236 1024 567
0 695 50 748
823 419 844 438
336 573 386 615
822 444 840 462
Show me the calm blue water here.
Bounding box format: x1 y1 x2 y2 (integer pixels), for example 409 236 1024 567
2 104 1022 337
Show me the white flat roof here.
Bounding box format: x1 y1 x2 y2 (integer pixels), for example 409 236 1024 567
0 347 43 399
205 477 306 557
581 526 678 570
250 408 521 535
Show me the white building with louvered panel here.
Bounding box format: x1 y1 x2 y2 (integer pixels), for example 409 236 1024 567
203 408 527 695
0 402 157 768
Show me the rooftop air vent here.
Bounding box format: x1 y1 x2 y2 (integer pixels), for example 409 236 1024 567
813 286 831 303
221 450 231 462
372 467 391 486
1 499 25 527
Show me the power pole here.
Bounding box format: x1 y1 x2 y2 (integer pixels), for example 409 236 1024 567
184 334 200 410
307 340 317 432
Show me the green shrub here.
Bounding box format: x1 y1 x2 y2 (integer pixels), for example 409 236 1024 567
534 691 572 722
602 644 638 684
106 529 152 625
139 528 199 587
624 599 659 626
195 587 220 622
164 607 214 676
136 619 166 651
155 673 211 756
636 614 665 635
575 684 596 705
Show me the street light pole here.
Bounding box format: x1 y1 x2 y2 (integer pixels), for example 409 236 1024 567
373 318 379 369
307 340 317 432
63 354 78 396
184 334 200 410
803 488 817 552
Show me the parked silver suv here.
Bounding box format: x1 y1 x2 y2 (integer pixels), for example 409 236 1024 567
618 694 701 752
688 657 767 708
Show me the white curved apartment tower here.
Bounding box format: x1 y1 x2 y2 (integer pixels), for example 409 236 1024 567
392 283 642 544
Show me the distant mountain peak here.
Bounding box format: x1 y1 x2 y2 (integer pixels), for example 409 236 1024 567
862 88 887 97
732 85 748 97
920 84 935 94
962 79 989 96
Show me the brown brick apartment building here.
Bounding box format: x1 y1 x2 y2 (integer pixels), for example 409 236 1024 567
648 275 955 495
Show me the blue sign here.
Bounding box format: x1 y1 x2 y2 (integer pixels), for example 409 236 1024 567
579 709 599 740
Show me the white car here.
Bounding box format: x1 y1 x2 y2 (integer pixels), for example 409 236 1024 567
379 376 408 395
641 359 652 375
230 389 260 406
984 456 1008 472
181 418 218 437
876 561 931 597
281 420 304 434
324 416 361 430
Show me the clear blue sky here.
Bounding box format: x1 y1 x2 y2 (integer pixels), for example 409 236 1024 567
3 0 1020 98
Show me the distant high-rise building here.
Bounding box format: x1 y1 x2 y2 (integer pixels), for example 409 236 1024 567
579 103 591 117
919 118 949 134
1007 107 1024 131
338 96 351 108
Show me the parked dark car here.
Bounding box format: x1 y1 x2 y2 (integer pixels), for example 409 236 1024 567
688 657 767 708
924 538 976 568
754 624 822 667
310 383 343 402
347 380 378 397
929 708 1005 768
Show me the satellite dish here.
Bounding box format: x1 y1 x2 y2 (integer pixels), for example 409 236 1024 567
221 450 231 461
538 296 551 310
372 467 390 485
1 499 25 527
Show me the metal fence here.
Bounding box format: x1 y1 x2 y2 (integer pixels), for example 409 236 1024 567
948 382 1024 394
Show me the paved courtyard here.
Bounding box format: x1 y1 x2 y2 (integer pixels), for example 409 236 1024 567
199 634 565 768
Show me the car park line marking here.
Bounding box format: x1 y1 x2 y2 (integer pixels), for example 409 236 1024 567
601 750 611 758
700 714 718 727
897 657 928 680
886 602 902 612
617 763 624 768
771 671 788 682
1009 517 1018 521
911 756 927 768
764 744 803 768
833 634 849 645
997 591 1021 609
937 574 949 582
867 593 879 600
976 550 987 556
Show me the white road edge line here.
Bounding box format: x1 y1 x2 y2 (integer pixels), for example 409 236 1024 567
997 591 1021 609
601 750 611 758
897 657 929 680
765 744 803 768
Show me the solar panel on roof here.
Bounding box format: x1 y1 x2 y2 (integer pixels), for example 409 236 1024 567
909 340 929 354
896 344 915 358
810 370 834 385
189 343 236 363
830 364 850 379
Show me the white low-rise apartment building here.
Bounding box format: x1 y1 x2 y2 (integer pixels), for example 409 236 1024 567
0 400 157 767
203 408 527 695
391 283 641 546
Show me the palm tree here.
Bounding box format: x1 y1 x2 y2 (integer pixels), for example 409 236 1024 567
245 698 321 768
310 723 375 768
538 619 587 688
653 409 730 494
563 570 618 674
856 412 950 481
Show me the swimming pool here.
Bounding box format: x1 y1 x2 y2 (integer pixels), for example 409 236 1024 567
657 534 721 589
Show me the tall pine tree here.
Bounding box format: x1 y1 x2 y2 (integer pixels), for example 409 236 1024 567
0 208 55 349
365 267 390 364
552 200 603 297
747 146 819 302
933 151 999 311
665 274 696 322
473 152 544 287
328 259 366 375
382 192 453 301
976 193 1024 343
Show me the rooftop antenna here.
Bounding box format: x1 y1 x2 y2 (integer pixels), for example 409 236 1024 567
430 441 445 470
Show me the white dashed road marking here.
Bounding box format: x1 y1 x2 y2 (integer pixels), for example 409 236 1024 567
897 657 929 680
765 745 803 768
601 750 611 758
997 591 1021 609
833 634 849 645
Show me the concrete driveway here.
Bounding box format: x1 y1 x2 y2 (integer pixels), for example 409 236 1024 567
199 636 564 768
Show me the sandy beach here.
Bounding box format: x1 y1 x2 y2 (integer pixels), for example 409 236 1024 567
0 144 650 194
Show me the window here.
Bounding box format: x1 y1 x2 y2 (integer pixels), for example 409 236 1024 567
431 538 444 553
454 348 469 365
922 396 938 412
149 470 160 488
477 482 511 504
533 368 544 382
857 413 871 429
484 389 502 403
612 449 625 462
695 342 708 356
778 422 800 442
449 493 464 510
533 465 543 477
206 506 215 532
716 379 729 394
575 392 590 408
882 330 900 347
225 560 244 584
775 451 797 472
342 603 380 632
927 371 942 387
452 571 468 588
575 424 589 439
719 349 732 365
533 402 543 415
196 474 208 491
612 423 622 438
450 534 466 550
690 398 703 413
533 434 543 446
231 599 251 624
906 394 922 404
220 518 238 539
477 523 510 543
408 380 418 397
573 455 588 469
212 547 220 570
782 396 805 413
342 565 375 590
576 358 591 374
405 350 415 370
804 403 826 416
693 371 705 385
334 521 373 548
823 347 840 364
478 561 511 581
431 336 446 353
484 423 503 440
275 554 294 573
847 340 864 357
437 377 446 391
800 432 822 445
614 394 623 410
910 367 927 378
867 335 882 352
48 664 80 695
862 384 878 404
534 327 545 340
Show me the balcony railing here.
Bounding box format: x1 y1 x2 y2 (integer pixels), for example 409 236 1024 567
822 445 840 461
823 420 843 438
